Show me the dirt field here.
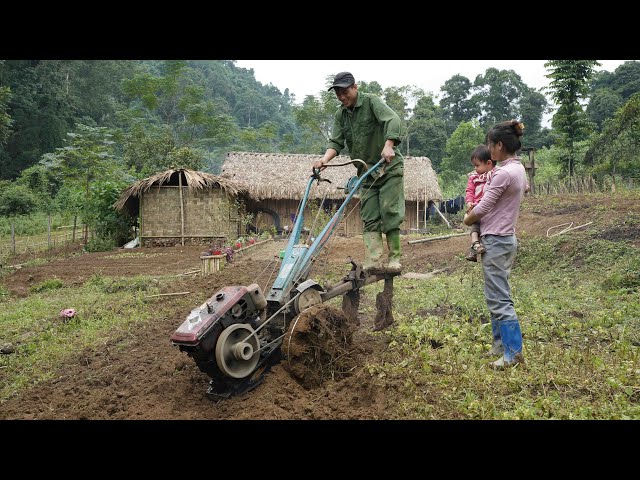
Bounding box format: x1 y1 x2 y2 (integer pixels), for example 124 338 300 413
1 193 639 419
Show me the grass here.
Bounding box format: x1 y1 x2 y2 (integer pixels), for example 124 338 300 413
0 212 76 237
361 230 640 419
0 275 162 401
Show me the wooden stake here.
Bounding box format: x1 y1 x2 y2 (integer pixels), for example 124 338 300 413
146 292 191 298
179 172 185 246
408 232 467 245
433 203 452 229
548 221 593 237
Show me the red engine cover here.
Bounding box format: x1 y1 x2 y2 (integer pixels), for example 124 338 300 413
170 286 248 346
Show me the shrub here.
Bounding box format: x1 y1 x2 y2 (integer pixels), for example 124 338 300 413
84 236 116 252
0 184 38 216
30 278 65 293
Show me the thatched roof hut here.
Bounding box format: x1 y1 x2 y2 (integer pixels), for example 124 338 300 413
114 168 246 247
221 152 442 202
221 152 442 235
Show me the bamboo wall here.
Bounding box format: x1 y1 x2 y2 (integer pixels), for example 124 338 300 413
140 186 240 246
250 198 426 236
404 202 423 232
250 198 362 236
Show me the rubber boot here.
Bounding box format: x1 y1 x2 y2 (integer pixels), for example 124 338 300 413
385 228 402 274
487 318 504 356
490 319 524 368
362 231 384 274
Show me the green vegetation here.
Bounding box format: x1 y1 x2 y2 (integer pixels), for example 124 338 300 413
357 230 640 419
0 275 162 400
2 60 640 249
0 212 75 237
29 278 65 293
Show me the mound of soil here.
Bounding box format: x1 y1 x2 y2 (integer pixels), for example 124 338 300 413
282 304 356 389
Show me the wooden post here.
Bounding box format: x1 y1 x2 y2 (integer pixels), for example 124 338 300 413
179 172 185 246
201 254 225 276
11 222 15 255
47 215 52 249
139 195 143 247
72 215 77 243
529 148 536 194
433 203 452 229
424 190 427 228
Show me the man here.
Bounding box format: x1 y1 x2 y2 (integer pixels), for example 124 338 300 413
312 72 405 274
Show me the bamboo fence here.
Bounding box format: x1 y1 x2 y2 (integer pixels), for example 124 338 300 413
534 175 638 196
0 219 89 257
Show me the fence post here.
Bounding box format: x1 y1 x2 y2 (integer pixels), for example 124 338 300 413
47 215 52 250
11 222 15 255
72 215 77 243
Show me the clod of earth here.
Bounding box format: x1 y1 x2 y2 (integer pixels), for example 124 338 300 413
282 304 356 389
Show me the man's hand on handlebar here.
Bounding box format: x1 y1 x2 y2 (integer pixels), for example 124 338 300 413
312 159 327 171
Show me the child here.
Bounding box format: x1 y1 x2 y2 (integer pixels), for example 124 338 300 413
464 144 496 262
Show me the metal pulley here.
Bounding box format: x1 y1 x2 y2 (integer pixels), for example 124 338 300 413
215 323 260 378
338 176 359 195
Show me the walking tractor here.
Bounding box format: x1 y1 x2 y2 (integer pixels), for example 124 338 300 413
170 159 399 398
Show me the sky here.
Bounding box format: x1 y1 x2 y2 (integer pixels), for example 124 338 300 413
234 59 629 103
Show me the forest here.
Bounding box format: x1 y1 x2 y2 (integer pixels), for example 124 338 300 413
1 60 639 421
1 60 639 248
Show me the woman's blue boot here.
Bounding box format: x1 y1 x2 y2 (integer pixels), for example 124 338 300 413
490 319 523 368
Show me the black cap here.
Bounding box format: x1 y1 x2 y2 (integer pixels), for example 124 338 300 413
328 72 355 91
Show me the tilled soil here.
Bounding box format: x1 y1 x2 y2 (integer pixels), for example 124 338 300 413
1 194 638 419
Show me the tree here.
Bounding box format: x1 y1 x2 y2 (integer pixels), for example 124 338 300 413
439 120 485 197
383 85 425 157
587 93 640 178
406 94 448 168
0 86 12 145
358 80 384 96
519 90 550 148
545 60 600 177
15 163 62 213
0 60 139 181
40 123 128 243
293 88 339 154
237 121 280 153
0 183 38 216
472 68 529 130
121 61 237 173
439 74 478 135
382 86 409 121
587 89 623 130
610 61 640 100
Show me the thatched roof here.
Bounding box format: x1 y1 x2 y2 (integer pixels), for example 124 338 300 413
113 168 245 215
221 152 442 202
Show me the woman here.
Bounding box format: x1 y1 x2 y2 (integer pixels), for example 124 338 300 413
463 120 528 368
